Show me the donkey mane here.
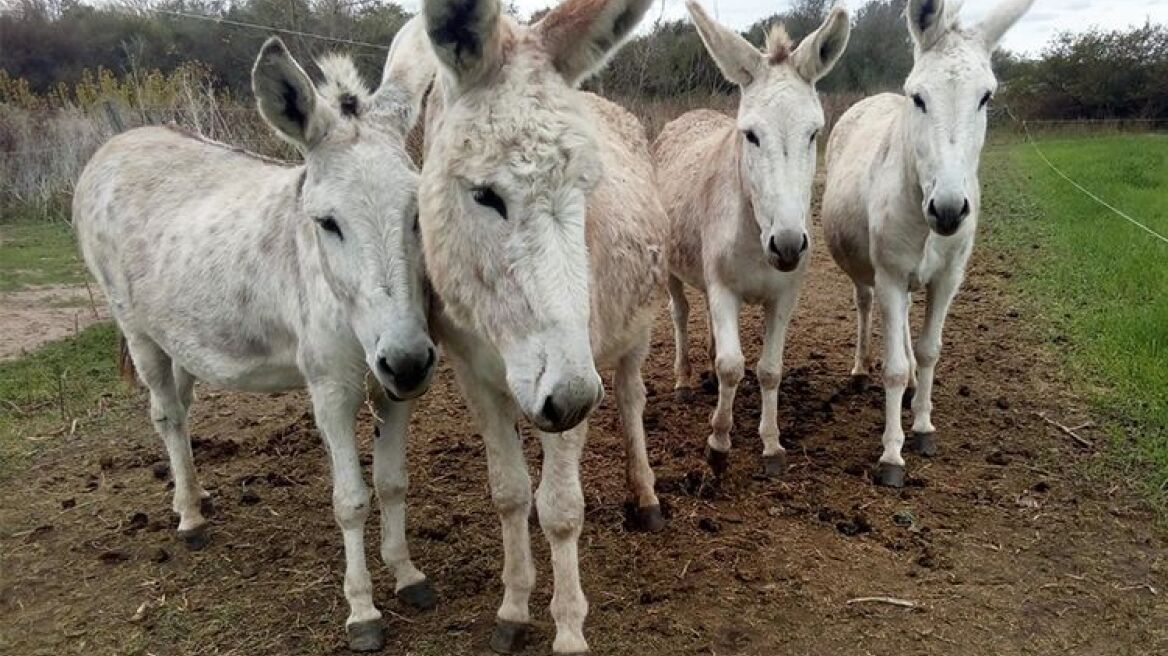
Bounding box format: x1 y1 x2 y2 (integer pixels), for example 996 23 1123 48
766 23 793 65
316 54 371 118
162 123 298 167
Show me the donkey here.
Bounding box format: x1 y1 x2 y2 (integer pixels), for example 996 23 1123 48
821 0 1035 487
657 2 849 478
73 37 437 650
404 0 666 650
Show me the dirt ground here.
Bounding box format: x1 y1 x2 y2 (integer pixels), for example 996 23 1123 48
2 213 1166 655
0 284 107 360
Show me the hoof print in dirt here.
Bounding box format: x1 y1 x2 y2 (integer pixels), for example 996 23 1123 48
490 620 530 655
761 453 787 479
177 524 210 551
397 579 438 611
705 446 730 477
912 432 938 457
347 619 385 652
873 463 906 489
631 504 666 533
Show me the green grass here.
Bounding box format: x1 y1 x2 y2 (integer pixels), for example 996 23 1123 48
0 322 129 479
982 133 1168 503
0 220 88 291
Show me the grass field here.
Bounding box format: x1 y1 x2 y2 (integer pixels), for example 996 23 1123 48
982 133 1168 502
0 220 88 291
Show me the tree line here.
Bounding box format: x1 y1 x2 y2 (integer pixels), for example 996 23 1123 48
2 0 1166 120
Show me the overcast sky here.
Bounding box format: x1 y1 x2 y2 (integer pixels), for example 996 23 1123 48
401 0 1168 56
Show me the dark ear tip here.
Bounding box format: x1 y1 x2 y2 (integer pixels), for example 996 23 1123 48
261 37 287 59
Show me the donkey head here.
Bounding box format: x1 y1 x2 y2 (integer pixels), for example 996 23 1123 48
252 37 437 400
417 0 652 432
688 1 849 272
903 0 1034 236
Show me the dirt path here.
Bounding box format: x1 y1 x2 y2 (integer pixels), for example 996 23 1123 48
1 221 1165 655
0 284 107 360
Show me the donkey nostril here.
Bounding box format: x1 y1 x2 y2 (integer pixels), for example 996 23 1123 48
799 233 809 253
928 198 939 218
377 356 393 377
768 236 780 256
541 394 562 427
959 198 971 219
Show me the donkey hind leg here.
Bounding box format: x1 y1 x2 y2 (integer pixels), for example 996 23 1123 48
538 424 589 654
910 266 963 458
615 326 663 532
667 275 696 398
307 379 382 651
171 364 211 512
705 286 743 475
851 283 875 385
447 357 535 655
126 335 208 548
757 290 798 478
369 386 434 611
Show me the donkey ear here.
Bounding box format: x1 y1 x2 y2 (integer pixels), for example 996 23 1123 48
686 0 763 88
977 0 1035 49
423 0 502 90
535 0 653 86
252 38 331 149
907 0 950 51
791 6 850 83
374 16 438 134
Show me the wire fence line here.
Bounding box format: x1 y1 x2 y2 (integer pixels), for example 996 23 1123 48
145 8 393 51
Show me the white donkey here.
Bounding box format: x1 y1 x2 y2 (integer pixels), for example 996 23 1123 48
822 0 1034 487
74 37 437 650
404 0 666 650
657 1 850 478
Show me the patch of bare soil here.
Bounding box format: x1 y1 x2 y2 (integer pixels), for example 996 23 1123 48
1 222 1165 654
0 284 107 360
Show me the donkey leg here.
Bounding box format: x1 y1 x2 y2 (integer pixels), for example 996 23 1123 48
757 290 798 478
171 364 210 510
369 387 433 610
667 275 696 398
615 327 662 532
851 283 875 386
306 379 382 651
127 335 207 548
705 286 743 475
537 425 589 654
911 267 963 458
874 274 911 488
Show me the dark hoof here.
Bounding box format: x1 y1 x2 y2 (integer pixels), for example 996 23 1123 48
347 619 385 652
177 524 209 551
674 387 695 403
761 452 787 478
634 504 666 533
873 463 906 489
396 579 437 611
912 432 938 457
490 620 530 655
848 374 870 392
700 374 718 395
902 387 915 410
705 445 730 476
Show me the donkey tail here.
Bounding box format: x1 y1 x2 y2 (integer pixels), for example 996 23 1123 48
117 333 139 388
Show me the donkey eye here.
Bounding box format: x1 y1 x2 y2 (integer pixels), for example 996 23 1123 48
979 91 994 110
314 215 344 240
471 186 508 219
744 130 760 146
912 94 928 113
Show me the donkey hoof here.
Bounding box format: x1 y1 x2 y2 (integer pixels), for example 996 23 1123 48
177 524 210 551
396 579 437 611
762 453 787 479
674 387 695 403
490 620 530 654
902 387 916 409
700 374 719 395
634 504 666 533
705 446 730 476
912 432 938 457
347 619 385 652
873 463 906 489
848 374 870 392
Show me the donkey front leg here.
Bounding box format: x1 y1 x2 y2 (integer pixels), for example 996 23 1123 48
910 265 964 458
705 285 743 475
369 387 435 611
126 335 209 549
757 288 799 478
537 426 589 655
307 378 382 651
615 327 663 532
873 273 912 488
667 275 696 398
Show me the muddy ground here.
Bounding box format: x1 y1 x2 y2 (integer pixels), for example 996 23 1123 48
2 216 1166 655
0 284 107 360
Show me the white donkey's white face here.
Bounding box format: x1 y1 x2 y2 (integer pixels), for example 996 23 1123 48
689 1 849 271
903 0 1035 236
253 38 436 400
419 0 653 432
